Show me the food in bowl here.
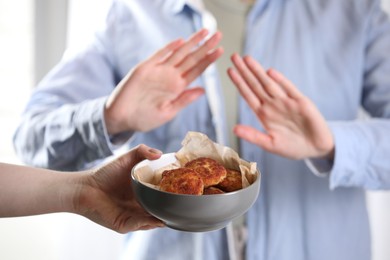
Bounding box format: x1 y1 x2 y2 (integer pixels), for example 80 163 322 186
184 157 227 188
203 186 225 195
216 168 242 192
159 157 244 195
131 131 261 232
159 167 204 195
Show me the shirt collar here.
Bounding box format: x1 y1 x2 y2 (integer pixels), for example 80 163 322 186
187 0 206 12
152 0 275 15
152 0 206 15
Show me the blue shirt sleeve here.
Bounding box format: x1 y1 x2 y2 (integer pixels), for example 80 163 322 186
307 1 390 190
12 2 124 170
329 120 390 190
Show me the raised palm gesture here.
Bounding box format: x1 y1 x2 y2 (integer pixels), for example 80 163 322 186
105 29 223 134
228 54 334 160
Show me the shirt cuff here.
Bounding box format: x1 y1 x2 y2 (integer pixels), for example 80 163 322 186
304 158 333 177
99 99 134 150
108 131 134 149
74 96 113 159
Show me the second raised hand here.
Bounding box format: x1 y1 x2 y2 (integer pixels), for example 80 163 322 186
227 53 334 160
104 29 224 134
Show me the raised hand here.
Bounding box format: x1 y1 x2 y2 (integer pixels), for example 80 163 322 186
105 29 223 134
228 54 334 160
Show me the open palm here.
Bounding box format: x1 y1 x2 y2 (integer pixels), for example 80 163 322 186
228 54 334 160
105 29 223 134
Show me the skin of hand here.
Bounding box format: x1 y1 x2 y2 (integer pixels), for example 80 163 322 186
71 144 165 233
227 53 335 160
0 144 165 233
104 28 224 135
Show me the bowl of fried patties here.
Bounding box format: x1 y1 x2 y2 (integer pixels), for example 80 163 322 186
131 152 260 232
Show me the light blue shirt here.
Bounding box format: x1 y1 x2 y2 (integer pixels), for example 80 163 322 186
13 0 390 259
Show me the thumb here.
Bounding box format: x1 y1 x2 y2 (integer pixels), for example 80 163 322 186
119 144 163 170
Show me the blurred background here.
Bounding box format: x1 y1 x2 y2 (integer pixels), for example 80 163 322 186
0 0 390 259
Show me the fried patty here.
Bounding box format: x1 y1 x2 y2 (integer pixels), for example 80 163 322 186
159 168 204 195
184 157 227 188
203 186 225 195
217 168 242 192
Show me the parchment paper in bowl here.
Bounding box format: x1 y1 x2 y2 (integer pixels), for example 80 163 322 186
134 131 259 190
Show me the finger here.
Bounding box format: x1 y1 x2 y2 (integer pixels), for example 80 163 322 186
267 68 302 99
227 67 261 111
178 31 222 74
135 221 165 231
183 47 224 84
231 53 270 102
233 125 273 151
119 145 162 170
122 216 165 233
134 144 163 161
165 29 209 66
243 56 287 99
170 87 205 111
149 38 185 63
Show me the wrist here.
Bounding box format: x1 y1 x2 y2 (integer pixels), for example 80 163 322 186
313 132 335 161
62 172 89 215
104 106 122 135
104 101 134 135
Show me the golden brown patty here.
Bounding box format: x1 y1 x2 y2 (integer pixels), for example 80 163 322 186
159 168 204 195
217 168 242 192
184 157 227 188
203 186 225 195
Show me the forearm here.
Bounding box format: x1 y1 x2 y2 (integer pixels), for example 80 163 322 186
0 163 80 217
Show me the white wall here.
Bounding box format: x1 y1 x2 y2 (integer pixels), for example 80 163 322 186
34 0 68 84
0 1 125 260
0 1 61 259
